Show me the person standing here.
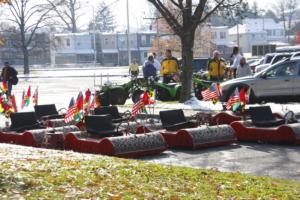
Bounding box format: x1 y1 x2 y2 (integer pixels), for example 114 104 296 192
160 49 179 83
236 57 252 78
230 46 242 79
1 62 18 97
207 50 227 82
143 55 157 81
152 52 161 75
129 58 139 77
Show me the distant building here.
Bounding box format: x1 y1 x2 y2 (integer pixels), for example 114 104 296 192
228 18 286 56
0 32 50 66
53 31 156 66
54 32 95 64
211 26 236 59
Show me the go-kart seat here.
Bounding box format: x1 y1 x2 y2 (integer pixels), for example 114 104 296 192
10 112 43 132
85 115 123 137
34 104 64 120
249 106 285 127
94 106 126 123
159 109 194 131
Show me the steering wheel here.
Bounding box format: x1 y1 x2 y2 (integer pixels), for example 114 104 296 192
283 110 296 124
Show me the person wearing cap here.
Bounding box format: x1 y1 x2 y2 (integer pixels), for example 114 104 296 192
207 50 227 82
1 62 18 97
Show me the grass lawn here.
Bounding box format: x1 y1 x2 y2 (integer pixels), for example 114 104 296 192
0 145 300 199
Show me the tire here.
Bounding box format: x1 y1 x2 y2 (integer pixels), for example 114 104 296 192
248 89 257 104
175 86 181 100
156 87 171 101
108 88 127 105
99 94 109 106
132 89 144 103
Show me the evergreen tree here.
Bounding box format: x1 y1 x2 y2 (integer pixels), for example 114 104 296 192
89 1 116 32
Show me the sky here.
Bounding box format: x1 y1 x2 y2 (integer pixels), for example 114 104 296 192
85 0 278 31
0 0 282 31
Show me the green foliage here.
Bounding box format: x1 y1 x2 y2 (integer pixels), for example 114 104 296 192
0 147 300 199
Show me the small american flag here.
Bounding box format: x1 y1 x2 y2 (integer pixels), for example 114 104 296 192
226 88 240 110
64 106 77 123
131 99 143 118
201 84 218 101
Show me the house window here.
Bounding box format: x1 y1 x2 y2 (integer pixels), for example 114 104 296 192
212 32 217 39
220 32 226 39
144 52 148 58
273 30 276 36
66 38 70 47
105 38 109 45
141 35 147 45
267 30 272 36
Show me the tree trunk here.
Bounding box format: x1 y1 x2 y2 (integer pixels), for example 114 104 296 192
23 47 30 74
179 33 194 103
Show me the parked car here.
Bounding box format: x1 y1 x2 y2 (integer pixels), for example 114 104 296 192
220 58 300 103
178 57 209 72
255 53 292 73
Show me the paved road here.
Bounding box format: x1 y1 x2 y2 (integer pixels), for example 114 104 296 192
2 67 300 181
141 143 300 181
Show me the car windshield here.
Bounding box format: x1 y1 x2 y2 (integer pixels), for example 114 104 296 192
266 55 275 63
254 59 288 77
272 55 292 64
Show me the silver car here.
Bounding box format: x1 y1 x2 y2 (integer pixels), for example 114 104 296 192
220 58 300 103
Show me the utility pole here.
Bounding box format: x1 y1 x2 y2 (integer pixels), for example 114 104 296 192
126 0 131 66
144 17 162 54
93 7 97 65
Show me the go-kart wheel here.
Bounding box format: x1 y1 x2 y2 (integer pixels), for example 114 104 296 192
109 88 127 105
157 87 171 101
132 89 144 103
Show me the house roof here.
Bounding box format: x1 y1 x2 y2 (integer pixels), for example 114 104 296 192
228 18 284 35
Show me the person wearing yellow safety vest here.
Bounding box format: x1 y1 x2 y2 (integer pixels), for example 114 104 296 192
160 49 179 84
207 50 227 82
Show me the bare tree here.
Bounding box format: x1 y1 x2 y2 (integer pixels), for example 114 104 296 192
88 1 116 32
47 0 85 33
275 0 298 43
148 0 242 102
3 0 58 74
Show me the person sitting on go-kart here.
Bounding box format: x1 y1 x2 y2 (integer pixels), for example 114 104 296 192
161 49 180 84
143 55 157 82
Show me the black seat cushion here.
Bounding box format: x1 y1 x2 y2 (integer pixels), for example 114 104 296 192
160 109 193 131
34 104 62 120
85 115 122 137
94 106 124 122
164 121 194 131
249 106 285 127
10 112 43 132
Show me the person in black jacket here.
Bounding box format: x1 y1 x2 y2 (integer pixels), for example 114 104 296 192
1 62 18 97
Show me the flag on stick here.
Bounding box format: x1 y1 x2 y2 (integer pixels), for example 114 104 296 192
24 86 31 106
226 88 240 110
21 90 25 109
201 84 218 101
11 94 17 112
32 87 38 106
64 97 76 124
1 81 7 93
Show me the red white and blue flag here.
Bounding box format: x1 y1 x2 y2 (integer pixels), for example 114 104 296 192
201 83 221 101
